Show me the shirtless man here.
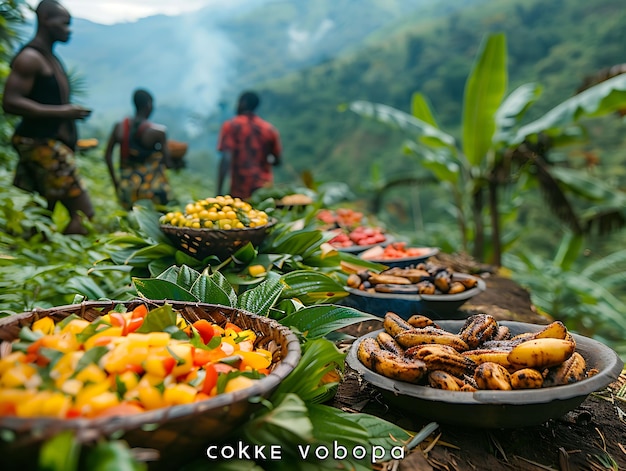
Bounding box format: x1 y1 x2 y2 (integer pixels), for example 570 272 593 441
2 0 93 235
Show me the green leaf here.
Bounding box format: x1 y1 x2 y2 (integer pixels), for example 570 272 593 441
132 278 198 302
132 203 171 245
84 439 147 471
349 100 456 148
411 92 438 127
553 232 583 272
269 230 325 257
280 271 348 305
156 265 181 284
514 73 626 144
209 271 238 306
135 304 177 333
38 431 80 471
237 277 284 316
243 393 314 446
462 32 507 168
272 339 345 404
279 305 377 340
73 346 109 375
176 265 202 289
494 82 542 142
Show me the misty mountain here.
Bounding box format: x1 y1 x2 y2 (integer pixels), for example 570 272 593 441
55 0 431 130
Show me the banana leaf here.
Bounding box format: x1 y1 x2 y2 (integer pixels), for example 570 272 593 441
237 277 284 316
462 32 507 168
513 73 626 144
279 305 377 340
494 82 542 142
280 271 347 305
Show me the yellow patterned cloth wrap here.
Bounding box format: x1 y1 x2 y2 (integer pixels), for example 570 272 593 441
118 150 172 210
11 136 85 200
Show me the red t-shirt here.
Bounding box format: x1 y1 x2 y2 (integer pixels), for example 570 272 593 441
217 113 281 199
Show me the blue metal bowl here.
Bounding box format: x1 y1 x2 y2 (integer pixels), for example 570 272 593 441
340 273 486 320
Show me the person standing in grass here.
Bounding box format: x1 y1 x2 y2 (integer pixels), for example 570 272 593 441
104 88 174 210
2 0 94 235
217 91 282 199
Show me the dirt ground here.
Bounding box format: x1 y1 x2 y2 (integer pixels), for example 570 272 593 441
335 268 626 471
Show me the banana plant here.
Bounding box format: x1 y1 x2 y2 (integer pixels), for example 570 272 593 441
349 32 626 266
503 232 626 358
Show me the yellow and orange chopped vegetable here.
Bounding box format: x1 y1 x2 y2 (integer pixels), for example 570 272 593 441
0 304 273 419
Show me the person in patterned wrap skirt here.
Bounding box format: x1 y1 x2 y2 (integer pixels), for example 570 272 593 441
104 89 174 210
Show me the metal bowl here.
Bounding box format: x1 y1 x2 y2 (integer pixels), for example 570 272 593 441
346 321 624 428
340 273 486 320
359 246 440 268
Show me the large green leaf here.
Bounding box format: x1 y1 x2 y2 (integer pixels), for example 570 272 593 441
189 273 236 307
349 100 456 148
552 232 583 272
280 271 347 305
84 439 146 471
243 393 314 446
237 277 284 316
462 32 507 168
404 141 460 184
494 82 542 142
38 431 80 471
550 166 626 201
132 278 198 301
411 92 438 127
269 230 324 257
131 203 171 245
279 305 377 339
272 339 345 404
514 73 626 144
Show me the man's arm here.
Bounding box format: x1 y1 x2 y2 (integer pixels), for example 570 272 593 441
2 50 91 120
103 123 121 191
217 151 231 195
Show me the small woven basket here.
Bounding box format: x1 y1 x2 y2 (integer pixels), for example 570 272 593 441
0 300 301 470
161 218 277 260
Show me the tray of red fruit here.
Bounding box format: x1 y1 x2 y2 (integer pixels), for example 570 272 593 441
327 226 391 253
359 242 439 267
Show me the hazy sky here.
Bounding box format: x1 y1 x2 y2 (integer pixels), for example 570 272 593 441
27 0 255 25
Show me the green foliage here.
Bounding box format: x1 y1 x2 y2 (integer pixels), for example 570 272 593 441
504 233 626 358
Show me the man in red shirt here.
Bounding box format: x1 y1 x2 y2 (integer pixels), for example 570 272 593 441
217 91 282 199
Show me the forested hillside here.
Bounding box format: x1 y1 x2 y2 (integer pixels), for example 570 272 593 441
257 0 626 193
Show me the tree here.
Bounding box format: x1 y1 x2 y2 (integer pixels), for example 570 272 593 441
350 32 626 266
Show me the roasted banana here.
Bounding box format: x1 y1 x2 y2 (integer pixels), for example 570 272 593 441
533 321 568 340
370 349 427 384
376 331 404 356
406 344 476 377
448 281 466 294
407 314 437 329
458 314 498 349
368 273 412 285
462 347 512 368
428 370 464 391
395 326 469 352
474 362 512 390
509 368 544 389
383 312 412 337
543 352 587 387
492 325 511 341
507 338 576 370
356 337 380 369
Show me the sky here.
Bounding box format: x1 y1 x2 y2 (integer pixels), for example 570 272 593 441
27 0 253 25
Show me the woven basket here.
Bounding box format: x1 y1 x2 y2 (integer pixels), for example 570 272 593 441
161 218 277 260
0 300 301 470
